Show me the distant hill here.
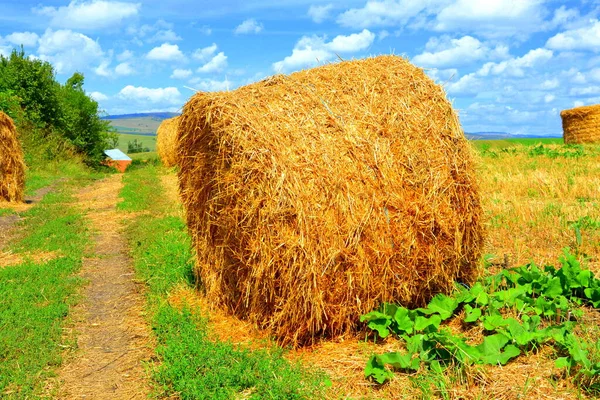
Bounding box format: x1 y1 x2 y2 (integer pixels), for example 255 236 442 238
102 112 179 121
103 112 181 135
466 132 562 140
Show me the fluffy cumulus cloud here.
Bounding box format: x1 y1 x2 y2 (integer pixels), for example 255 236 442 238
413 35 508 68
444 48 554 96
273 29 375 72
89 91 108 101
478 48 553 78
115 62 135 76
546 19 600 52
4 32 39 47
37 29 105 74
434 0 547 38
193 43 218 62
197 52 228 73
308 4 334 23
128 20 182 44
170 68 193 79
34 0 140 30
337 0 435 29
118 85 181 104
189 77 231 92
146 43 185 61
234 18 263 34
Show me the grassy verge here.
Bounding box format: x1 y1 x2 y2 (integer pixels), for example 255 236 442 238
0 171 101 398
119 164 329 399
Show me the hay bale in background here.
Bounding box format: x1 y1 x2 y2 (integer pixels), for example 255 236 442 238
561 104 600 144
0 111 25 203
156 116 180 167
178 55 484 346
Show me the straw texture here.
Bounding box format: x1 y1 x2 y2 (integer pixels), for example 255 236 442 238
177 55 484 346
0 111 25 203
156 116 180 167
561 104 600 144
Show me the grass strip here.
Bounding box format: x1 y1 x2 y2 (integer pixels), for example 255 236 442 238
0 185 89 398
120 164 329 399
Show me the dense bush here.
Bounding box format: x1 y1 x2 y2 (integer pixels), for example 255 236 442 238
0 48 117 165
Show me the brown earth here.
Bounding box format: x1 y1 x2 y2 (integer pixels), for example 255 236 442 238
53 174 152 399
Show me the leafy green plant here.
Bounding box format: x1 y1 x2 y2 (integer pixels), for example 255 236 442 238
362 249 600 388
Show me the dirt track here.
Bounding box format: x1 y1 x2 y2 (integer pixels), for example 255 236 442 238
55 174 152 399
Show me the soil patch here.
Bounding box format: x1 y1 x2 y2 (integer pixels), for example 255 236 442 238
55 174 152 399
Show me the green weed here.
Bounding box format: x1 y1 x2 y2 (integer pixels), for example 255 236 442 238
0 187 89 397
120 164 329 399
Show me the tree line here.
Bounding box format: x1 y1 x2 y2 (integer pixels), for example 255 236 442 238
0 48 117 165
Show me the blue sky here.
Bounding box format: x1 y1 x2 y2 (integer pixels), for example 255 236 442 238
1 0 599 135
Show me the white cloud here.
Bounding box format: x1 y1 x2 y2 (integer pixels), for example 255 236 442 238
413 35 507 68
337 0 434 29
115 62 135 76
234 18 263 34
544 94 555 103
477 48 553 78
149 29 182 43
539 78 559 90
434 0 546 38
273 30 375 73
328 29 375 52
188 77 231 92
94 60 111 77
574 100 585 107
118 85 181 104
589 68 600 83
146 43 185 61
546 19 600 52
445 72 482 95
193 43 218 62
89 91 108 101
171 68 193 79
308 4 334 23
570 86 600 96
197 52 228 73
4 32 39 47
38 29 104 74
117 49 133 62
34 0 140 30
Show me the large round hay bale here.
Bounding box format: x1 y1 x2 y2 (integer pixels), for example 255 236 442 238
0 111 25 203
178 55 484 346
561 104 600 144
156 116 180 167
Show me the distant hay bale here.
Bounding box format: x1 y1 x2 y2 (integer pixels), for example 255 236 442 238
178 55 484 346
0 111 25 203
561 104 600 144
157 116 180 167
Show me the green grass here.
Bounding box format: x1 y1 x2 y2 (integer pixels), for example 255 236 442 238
129 151 158 161
471 137 563 150
0 186 90 398
120 164 329 399
117 133 157 152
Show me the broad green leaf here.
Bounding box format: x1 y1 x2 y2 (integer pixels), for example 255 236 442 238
392 307 414 335
425 294 458 320
477 334 520 365
414 314 442 332
543 277 563 297
483 314 509 331
464 304 482 323
377 352 419 371
555 357 575 369
365 355 394 384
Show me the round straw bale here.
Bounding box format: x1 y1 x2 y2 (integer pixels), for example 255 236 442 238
178 55 484 346
156 116 180 167
561 104 600 144
0 111 25 203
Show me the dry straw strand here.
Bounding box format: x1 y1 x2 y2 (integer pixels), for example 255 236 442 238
561 104 600 144
177 55 484 346
156 116 180 167
0 111 25 203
